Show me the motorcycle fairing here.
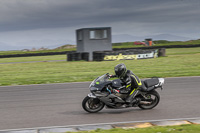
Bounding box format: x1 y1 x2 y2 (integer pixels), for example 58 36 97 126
112 79 123 88
89 74 112 91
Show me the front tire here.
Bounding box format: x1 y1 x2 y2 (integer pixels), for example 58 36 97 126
138 90 160 110
82 96 105 113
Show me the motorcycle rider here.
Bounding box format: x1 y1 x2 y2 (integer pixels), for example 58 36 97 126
109 63 142 106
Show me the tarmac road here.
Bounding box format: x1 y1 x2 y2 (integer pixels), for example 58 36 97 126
0 77 200 130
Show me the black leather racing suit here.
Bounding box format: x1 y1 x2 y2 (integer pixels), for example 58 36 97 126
111 70 142 103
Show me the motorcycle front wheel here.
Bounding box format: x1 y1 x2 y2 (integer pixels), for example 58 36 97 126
82 96 105 113
138 90 160 110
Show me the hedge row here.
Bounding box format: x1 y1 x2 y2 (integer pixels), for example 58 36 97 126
113 44 200 51
0 51 75 58
0 44 200 58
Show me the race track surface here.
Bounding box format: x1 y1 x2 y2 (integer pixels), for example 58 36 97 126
0 77 200 130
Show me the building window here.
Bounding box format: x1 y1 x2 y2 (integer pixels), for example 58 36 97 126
90 31 95 39
89 29 107 39
78 31 82 41
103 30 107 38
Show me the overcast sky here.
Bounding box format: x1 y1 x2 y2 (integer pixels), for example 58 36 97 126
0 0 200 50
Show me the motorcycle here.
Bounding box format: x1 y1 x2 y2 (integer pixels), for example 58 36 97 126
82 73 164 113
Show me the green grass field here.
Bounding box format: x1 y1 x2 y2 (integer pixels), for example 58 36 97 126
0 48 76 55
0 47 199 86
0 55 66 63
70 124 200 133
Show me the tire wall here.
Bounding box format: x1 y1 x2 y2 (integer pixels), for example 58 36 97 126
67 52 89 61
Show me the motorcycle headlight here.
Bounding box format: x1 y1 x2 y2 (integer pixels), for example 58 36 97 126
90 87 99 91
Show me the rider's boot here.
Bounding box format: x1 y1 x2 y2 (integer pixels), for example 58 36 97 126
125 89 139 107
126 98 140 107
125 94 135 107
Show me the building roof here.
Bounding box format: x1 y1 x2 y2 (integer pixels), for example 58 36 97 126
76 27 111 31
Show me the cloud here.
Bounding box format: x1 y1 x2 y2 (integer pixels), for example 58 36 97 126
1 0 199 32
0 0 200 50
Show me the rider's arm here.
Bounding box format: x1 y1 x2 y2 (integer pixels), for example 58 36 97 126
126 70 142 88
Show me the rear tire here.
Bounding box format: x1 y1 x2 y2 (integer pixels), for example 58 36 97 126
138 90 160 110
82 96 105 113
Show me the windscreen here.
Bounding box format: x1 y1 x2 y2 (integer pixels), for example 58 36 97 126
90 74 110 91
95 74 108 85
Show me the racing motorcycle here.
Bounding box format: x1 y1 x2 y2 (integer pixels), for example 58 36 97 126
82 73 164 113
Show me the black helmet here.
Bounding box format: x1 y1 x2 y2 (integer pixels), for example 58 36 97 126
114 63 127 78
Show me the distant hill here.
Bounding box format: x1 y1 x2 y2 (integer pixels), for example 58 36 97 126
112 34 143 42
147 34 193 41
54 44 76 49
0 33 196 51
112 34 194 42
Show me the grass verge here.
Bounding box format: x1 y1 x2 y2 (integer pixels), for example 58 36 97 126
0 48 75 55
71 124 200 133
0 55 66 63
0 48 199 86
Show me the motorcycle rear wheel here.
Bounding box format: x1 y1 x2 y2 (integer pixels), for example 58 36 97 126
138 90 160 110
82 96 105 113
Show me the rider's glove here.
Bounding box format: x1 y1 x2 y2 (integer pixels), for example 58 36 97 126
106 73 110 76
109 75 117 78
